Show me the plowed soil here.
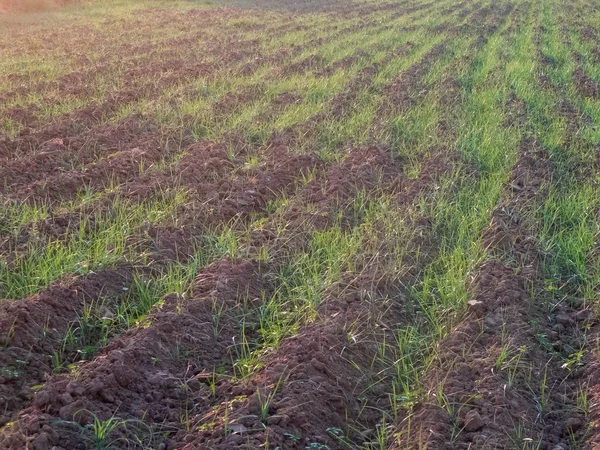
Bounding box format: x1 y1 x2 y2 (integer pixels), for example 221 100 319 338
2 0 600 449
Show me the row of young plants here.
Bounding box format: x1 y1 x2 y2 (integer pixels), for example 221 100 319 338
385 0 600 445
32 1 494 446
160 2 520 448
0 0 451 302
0 0 431 137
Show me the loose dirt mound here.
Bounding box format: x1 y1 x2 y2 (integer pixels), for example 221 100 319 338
179 290 393 449
0 269 134 427
573 67 600 98
1 259 267 449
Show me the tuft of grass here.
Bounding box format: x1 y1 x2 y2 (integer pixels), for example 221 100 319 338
54 410 160 450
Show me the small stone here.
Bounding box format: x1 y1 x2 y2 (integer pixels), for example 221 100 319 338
33 432 51 450
100 390 114 404
230 385 244 396
463 410 485 432
157 444 167 450
59 393 73 406
99 305 114 320
552 444 566 450
556 313 575 328
564 417 582 432
228 423 248 434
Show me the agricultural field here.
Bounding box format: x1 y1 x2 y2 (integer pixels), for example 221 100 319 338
1 0 600 448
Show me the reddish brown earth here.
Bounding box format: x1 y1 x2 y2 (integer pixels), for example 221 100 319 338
173 145 453 450
0 269 135 427
573 67 600 98
5 0 592 450
2 259 269 450
397 56 592 446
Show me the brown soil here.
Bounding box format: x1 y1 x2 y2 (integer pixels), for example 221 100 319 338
401 100 583 449
0 2 438 206
0 1 555 450
301 146 401 207
573 66 600 98
178 284 403 450
482 138 553 256
170 150 453 450
381 41 449 113
0 125 458 450
0 115 165 198
0 259 268 450
583 321 600 450
409 260 586 450
0 0 79 13
170 11 494 447
579 25 598 43
0 269 135 427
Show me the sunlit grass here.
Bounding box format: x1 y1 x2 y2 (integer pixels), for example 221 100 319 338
2 0 600 447
0 190 186 299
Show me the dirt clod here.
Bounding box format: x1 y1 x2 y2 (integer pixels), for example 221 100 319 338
564 417 583 432
463 410 485 432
